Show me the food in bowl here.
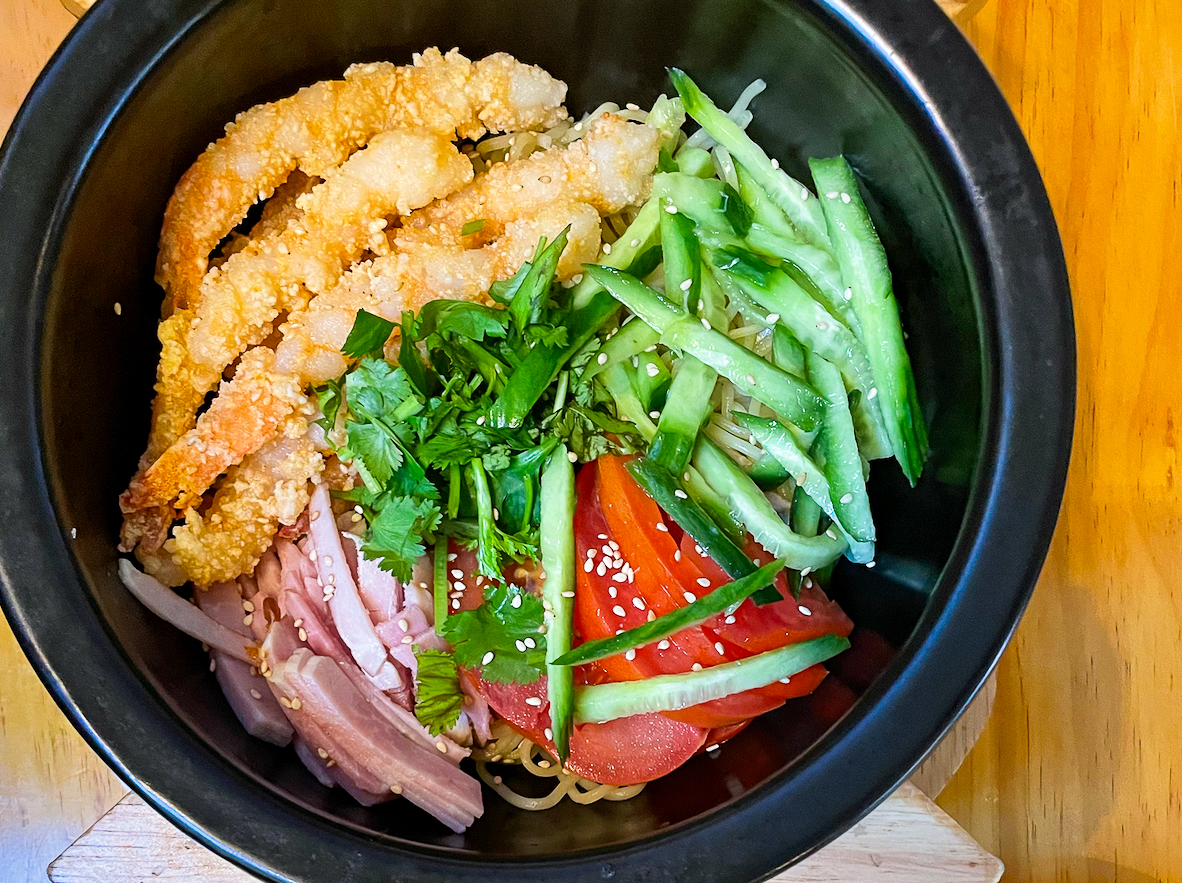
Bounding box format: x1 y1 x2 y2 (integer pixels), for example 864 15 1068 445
116 47 926 833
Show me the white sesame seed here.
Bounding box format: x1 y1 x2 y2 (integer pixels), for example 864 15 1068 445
482 651 495 665
526 696 543 707
684 591 697 603
597 352 609 365
323 556 333 567
674 489 688 499
242 599 255 612
250 689 263 700
800 567 811 577
436 741 449 753
625 649 637 661
771 158 780 169
692 663 703 671
70 527 76 538
674 550 681 561
647 610 656 621
841 192 852 204
452 599 461 609
298 628 308 642
538 760 552 768
609 541 620 551
451 569 463 579
568 450 579 462
632 597 645 610
544 727 553 741
650 410 661 419
679 278 693 292
597 562 607 577
561 590 575 598
701 317 711 330
867 561 877 568
766 313 780 323
584 559 594 572
826 528 838 539
746 374 757 385
658 640 670 650
598 534 608 540
696 577 711 589
476 415 485 425
612 605 627 617
715 642 726 655
602 544 613 556
800 186 810 200
493 508 500 520
516 640 527 652
868 387 878 399
454 580 466 592
448 553 457 562
646 362 660 377
725 615 736 624
243 614 253 627
798 605 813 616
656 522 668 532
753 558 762 566
612 572 627 583
695 545 703 555
608 586 617 598
844 287 853 301
209 658 217 672
401 635 414 644
511 594 522 608
603 242 613 254
826 191 839 199
630 238 641 248
665 204 678 214
840 493 854 504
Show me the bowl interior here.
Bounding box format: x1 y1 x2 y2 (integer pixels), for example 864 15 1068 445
38 0 981 857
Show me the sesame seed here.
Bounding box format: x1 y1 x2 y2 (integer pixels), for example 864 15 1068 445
766 313 780 323
800 567 811 577
826 528 838 539
603 242 613 255
493 508 500 520
725 615 736 624
632 597 645 610
746 374 757 385
780 677 792 684
452 599 461 609
242 599 255 612
632 355 640 368
538 760 552 769
568 450 579 462
826 191 839 199
243 614 253 627
868 387 878 399
771 158 780 169
674 550 682 561
279 697 292 708
630 238 641 248
658 640 670 650
597 562 607 577
674 489 688 499
598 534 608 540
298 628 308 642
612 605 627 617
451 569 463 579
544 727 553 740
290 698 302 710
692 663 703 671
798 605 813 616
609 541 620 551
841 192 852 204
584 559 594 572
561 590 575 598
448 553 457 562
612 572 626 583
597 352 609 365
840 493 854 504
391 784 403 794
608 587 617 598
250 689 263 700
588 548 598 558
625 649 636 661
525 696 543 706
684 591 697 603
800 187 810 200
323 556 333 567
401 635 414 644
476 415 485 425
867 561 877 568
646 362 660 377
650 410 661 419
511 594 522 609
602 544 614 556
647 610 656 621
482 651 495 665
210 658 217 672
515 639 527 652
844 287 853 301
715 642 725 655
697 577 711 588
436 741 449 753
665 204 678 214
656 522 668 532
701 317 711 330
454 580 466 592
753 558 762 566
679 278 693 292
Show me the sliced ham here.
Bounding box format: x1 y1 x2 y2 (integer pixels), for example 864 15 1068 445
460 676 493 745
292 735 335 788
196 581 293 747
270 648 483 832
307 485 394 680
343 532 402 622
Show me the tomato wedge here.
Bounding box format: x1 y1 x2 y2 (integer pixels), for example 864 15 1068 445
466 671 707 785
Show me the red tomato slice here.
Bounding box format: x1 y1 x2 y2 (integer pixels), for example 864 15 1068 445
466 671 707 785
681 531 853 654
592 456 792 728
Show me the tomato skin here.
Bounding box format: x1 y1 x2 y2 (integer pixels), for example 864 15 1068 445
466 671 707 785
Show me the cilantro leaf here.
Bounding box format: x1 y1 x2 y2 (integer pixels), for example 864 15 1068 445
508 228 568 333
412 648 465 735
524 324 569 348
445 582 546 683
363 496 442 582
314 378 343 437
345 358 419 423
419 433 482 470
346 421 402 489
342 309 397 358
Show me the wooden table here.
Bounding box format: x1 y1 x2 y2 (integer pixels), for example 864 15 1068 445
2 0 1178 880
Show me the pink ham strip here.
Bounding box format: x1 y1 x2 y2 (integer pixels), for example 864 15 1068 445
344 532 402 622
292 736 335 788
270 648 483 832
307 486 397 680
460 676 493 745
196 581 294 747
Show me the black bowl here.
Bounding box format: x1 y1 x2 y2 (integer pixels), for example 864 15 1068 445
0 0 1073 880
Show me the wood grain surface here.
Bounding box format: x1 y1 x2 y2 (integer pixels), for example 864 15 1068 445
1 0 1177 881
47 784 1002 883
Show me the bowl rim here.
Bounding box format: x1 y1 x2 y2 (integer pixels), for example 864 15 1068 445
0 0 1074 880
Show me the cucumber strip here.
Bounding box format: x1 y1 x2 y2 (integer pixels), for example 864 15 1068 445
660 207 702 312
650 356 718 474
692 438 848 570
669 69 832 253
676 146 715 178
601 363 658 441
553 559 785 666
571 197 662 310
809 156 928 484
585 265 825 431
786 486 821 597
732 411 874 560
539 445 577 760
433 540 450 631
580 317 660 383
632 351 672 413
750 450 791 490
805 351 876 555
771 323 808 380
713 249 892 456
697 257 729 330
573 634 850 723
